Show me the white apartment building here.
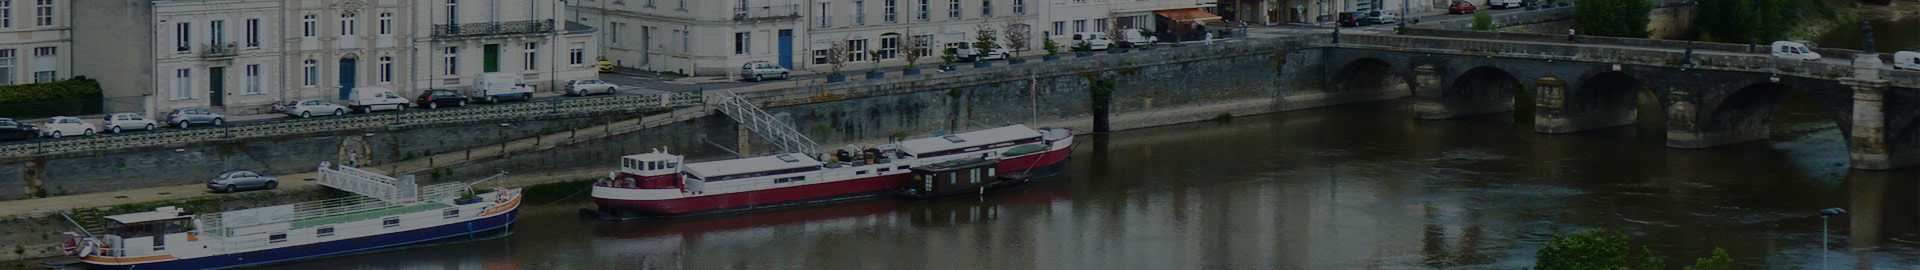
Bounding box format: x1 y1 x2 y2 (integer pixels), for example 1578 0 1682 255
412 0 598 93
0 0 71 86
151 0 285 115
570 0 1222 76
282 0 418 103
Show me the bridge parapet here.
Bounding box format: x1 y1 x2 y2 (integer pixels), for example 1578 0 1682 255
1339 34 1869 81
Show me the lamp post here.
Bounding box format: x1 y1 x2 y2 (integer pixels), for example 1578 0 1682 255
1818 207 1846 270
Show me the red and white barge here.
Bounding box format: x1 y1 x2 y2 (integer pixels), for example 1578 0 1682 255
590 125 1073 219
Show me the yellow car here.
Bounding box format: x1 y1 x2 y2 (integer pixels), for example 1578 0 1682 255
597 59 614 73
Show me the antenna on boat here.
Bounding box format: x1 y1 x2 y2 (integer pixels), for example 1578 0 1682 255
56 211 94 238
464 170 510 194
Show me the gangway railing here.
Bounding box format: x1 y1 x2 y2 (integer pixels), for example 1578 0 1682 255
317 164 419 204
707 90 820 155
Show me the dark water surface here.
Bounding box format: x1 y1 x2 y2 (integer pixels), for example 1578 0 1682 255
22 97 1920 269
1817 15 1920 53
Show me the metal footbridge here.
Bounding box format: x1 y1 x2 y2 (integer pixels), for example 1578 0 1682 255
707 90 820 155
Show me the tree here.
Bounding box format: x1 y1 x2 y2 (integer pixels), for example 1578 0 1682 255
1532 230 1664 270
1043 38 1060 57
867 50 883 73
1106 14 1129 47
1683 248 1734 270
1471 11 1495 31
826 37 851 76
1573 0 1652 38
973 21 1000 59
901 29 925 70
1001 18 1031 60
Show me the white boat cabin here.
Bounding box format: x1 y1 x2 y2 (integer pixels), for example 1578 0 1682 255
97 206 196 257
622 151 684 177
897 125 1046 163
682 153 823 183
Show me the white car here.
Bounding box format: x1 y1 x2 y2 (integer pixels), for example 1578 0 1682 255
1771 41 1821 61
1894 51 1919 71
283 99 351 119
1073 33 1113 50
566 79 620 96
1119 29 1159 48
346 87 411 113
103 113 158 134
40 116 98 138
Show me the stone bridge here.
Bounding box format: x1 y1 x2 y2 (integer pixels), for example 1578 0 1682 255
1326 31 1920 170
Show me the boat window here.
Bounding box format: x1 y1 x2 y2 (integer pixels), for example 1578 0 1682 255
383 218 400 228
857 170 868 175
943 135 966 143
443 209 460 219
667 162 678 168
949 172 957 184
898 165 910 171
878 167 891 173
270 233 287 243
317 227 334 237
988 168 995 176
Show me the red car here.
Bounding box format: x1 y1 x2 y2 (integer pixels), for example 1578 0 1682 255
1449 0 1477 14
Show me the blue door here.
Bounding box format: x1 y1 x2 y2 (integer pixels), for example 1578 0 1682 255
778 29 794 69
338 58 357 100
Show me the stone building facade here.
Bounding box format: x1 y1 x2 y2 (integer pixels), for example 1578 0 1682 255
0 0 72 86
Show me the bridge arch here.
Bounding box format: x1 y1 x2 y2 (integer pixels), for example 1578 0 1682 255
1700 81 1851 147
1561 71 1663 133
1438 66 1524 118
1331 58 1411 95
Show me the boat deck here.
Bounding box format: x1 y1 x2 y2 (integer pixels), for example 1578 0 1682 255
292 203 450 228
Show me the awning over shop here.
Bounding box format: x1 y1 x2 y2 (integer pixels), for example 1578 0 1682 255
1154 8 1223 24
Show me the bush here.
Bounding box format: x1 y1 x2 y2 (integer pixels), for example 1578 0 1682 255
1472 12 1495 31
1573 0 1652 38
0 78 103 105
1533 230 1664 270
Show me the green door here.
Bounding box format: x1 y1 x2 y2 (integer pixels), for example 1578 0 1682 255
208 67 225 107
484 44 501 72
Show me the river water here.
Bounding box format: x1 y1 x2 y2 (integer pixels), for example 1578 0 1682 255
19 96 1919 269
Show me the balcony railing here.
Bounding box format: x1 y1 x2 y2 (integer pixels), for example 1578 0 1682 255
734 4 801 22
202 43 239 58
432 20 554 39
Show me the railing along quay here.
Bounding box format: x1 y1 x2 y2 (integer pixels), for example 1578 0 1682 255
0 92 704 162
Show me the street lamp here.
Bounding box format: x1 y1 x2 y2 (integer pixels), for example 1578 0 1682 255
1818 207 1846 270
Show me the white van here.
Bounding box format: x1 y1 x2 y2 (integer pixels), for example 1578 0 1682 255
347 86 410 113
1488 0 1525 9
1894 51 1920 71
1770 41 1821 61
1118 29 1158 48
472 72 534 103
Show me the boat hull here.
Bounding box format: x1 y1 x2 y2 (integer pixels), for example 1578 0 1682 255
83 204 520 270
595 146 1074 218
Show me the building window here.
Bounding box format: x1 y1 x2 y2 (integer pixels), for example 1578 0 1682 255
980 0 990 17
852 1 864 25
445 0 457 23
172 69 192 100
523 42 537 71
379 12 392 35
846 39 868 62
677 0 685 10
245 19 259 47
175 22 191 53
879 35 899 60
608 23 619 43
1052 21 1063 36
443 47 457 75
340 12 356 36
378 57 392 82
302 15 316 37
947 0 959 19
1 1 12 28
570 42 585 66
32 0 47 26
816 3 830 28
31 70 50 83
1073 20 1085 33
884 0 896 23
734 32 750 55
1013 0 1023 14
245 64 260 94
913 35 932 57
916 0 928 21
0 49 13 85
302 60 317 86
812 49 827 65
209 20 224 46
1094 18 1107 33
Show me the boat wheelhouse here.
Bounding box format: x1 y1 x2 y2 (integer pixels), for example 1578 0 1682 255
60 164 522 269
897 158 1033 199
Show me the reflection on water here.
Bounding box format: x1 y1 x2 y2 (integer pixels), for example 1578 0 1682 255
1817 16 1920 53
18 97 1918 269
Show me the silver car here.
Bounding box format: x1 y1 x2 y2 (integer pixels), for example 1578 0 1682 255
283 99 350 118
207 170 278 193
167 107 227 128
740 61 790 82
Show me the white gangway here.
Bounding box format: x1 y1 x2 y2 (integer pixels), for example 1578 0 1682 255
316 163 421 204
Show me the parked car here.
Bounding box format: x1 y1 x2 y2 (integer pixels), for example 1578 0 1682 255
347 86 411 113
1487 0 1525 9
167 107 227 128
566 79 620 96
948 42 1008 62
0 118 38 142
207 170 278 193
598 58 615 73
1894 51 1919 71
1118 29 1159 48
1770 41 1821 61
471 72 535 103
39 116 98 138
415 89 471 109
1449 1 1478 13
1338 12 1369 27
283 99 350 118
1366 10 1399 24
103 113 158 134
1072 33 1114 50
741 61 791 82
